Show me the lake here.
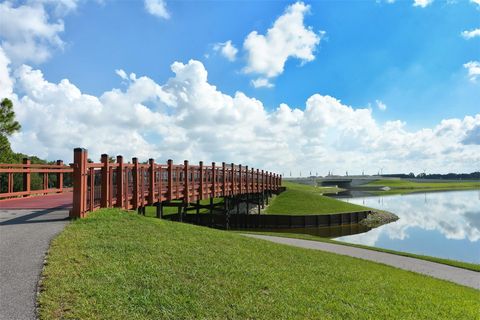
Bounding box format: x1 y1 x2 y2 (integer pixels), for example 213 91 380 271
335 190 480 264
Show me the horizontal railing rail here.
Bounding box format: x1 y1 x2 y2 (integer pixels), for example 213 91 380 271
71 148 282 218
0 160 73 200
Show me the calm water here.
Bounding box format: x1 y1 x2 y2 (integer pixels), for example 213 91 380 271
335 190 480 264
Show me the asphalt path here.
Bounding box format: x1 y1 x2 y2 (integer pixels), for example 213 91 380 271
0 209 69 320
243 234 480 290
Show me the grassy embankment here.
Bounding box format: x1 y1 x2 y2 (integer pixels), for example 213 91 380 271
265 181 367 215
365 179 480 195
252 181 479 271
39 209 479 319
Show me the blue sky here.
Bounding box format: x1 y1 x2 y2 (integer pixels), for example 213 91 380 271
0 0 479 175
40 0 480 129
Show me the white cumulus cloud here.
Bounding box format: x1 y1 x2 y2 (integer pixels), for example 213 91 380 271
464 61 480 82
461 28 480 39
376 100 387 111
243 2 323 82
144 0 170 19
251 77 274 88
413 0 433 8
2 57 479 176
213 40 238 61
0 1 66 64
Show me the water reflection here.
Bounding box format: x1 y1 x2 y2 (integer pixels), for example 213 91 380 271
336 190 480 264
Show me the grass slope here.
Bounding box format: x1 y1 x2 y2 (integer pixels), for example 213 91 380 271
39 209 479 319
366 179 480 195
265 181 367 215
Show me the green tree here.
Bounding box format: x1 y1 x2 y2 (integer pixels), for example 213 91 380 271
0 98 21 136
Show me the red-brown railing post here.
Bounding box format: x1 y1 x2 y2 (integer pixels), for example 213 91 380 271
116 155 124 208
7 171 12 194
245 165 249 194
239 164 243 195
167 159 173 201
132 158 139 210
23 158 31 196
184 160 189 203
222 162 226 196
56 160 63 192
43 170 48 193
149 158 155 205
72 148 87 218
256 169 260 194
100 154 109 208
211 162 216 198
199 161 204 200
230 163 234 195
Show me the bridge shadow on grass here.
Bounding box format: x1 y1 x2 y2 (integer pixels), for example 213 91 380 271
0 207 70 226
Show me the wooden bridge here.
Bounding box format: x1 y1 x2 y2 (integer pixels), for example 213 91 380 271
0 148 282 219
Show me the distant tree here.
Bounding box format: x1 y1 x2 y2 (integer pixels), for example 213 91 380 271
0 98 21 164
0 98 21 136
408 172 415 178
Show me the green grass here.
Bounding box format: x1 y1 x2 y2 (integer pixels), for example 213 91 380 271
265 181 367 215
143 198 225 217
364 180 480 192
39 209 479 319
239 231 480 272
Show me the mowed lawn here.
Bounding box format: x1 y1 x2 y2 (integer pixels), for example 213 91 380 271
366 179 480 191
39 209 479 319
265 181 367 215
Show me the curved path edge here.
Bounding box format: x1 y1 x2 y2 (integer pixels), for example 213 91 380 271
242 234 480 290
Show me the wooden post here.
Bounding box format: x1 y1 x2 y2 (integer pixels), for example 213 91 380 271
184 160 189 204
256 169 260 214
72 148 87 218
149 158 155 205
43 171 48 193
156 202 163 219
132 158 139 210
116 155 124 208
231 163 235 195
89 167 94 212
211 162 216 198
167 160 173 201
56 160 63 193
261 170 265 209
100 154 109 208
8 172 13 194
23 158 31 196
222 162 226 197
245 165 249 213
239 164 243 195
157 165 163 203
199 161 204 200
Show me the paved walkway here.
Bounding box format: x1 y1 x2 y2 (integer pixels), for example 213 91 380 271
0 209 70 320
243 234 480 290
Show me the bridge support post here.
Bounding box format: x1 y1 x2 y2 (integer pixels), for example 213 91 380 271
71 148 87 218
23 158 30 197
156 202 163 219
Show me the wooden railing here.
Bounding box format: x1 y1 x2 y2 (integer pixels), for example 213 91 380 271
0 159 73 200
71 148 282 218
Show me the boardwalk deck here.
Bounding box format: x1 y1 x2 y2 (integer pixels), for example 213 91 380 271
0 193 72 210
